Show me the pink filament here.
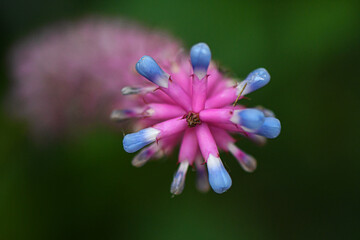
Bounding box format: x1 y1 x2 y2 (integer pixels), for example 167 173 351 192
195 123 219 161
153 117 188 139
205 87 237 109
210 127 235 150
191 75 208 112
161 81 192 111
147 103 185 120
199 108 233 124
179 129 198 164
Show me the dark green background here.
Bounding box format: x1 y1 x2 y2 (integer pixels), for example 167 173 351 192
1 0 359 239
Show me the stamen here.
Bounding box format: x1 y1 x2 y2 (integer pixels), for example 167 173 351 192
121 86 157 95
230 109 265 130
248 134 267 146
131 143 160 167
207 154 232 194
254 117 281 138
255 106 275 117
195 155 210 193
170 161 189 195
227 143 257 172
125 119 185 155
233 82 247 106
236 68 270 95
190 43 211 111
136 56 170 88
110 107 145 122
183 112 201 127
123 128 160 153
190 42 211 79
158 134 182 156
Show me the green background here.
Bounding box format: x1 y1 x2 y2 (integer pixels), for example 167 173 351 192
1 0 359 239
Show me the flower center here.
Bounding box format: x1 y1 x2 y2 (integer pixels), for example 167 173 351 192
183 112 202 127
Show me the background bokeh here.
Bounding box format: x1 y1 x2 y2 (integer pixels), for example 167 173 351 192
1 0 360 239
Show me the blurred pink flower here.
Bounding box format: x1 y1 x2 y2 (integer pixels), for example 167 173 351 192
8 17 181 139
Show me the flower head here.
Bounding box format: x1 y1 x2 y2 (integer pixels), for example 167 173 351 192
116 42 281 194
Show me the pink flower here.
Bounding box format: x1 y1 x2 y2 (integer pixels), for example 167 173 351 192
8 17 181 139
119 43 281 194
